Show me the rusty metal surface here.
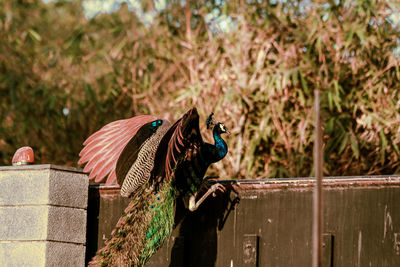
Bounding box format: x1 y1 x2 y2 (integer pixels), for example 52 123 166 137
86 176 400 266
92 175 400 192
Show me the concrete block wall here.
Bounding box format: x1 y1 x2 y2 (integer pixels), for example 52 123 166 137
0 165 88 267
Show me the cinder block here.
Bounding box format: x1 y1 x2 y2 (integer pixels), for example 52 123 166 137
0 241 46 267
45 241 86 267
0 206 86 243
0 169 50 206
0 165 88 266
0 206 48 241
47 206 87 244
0 241 85 267
49 168 88 209
0 165 88 209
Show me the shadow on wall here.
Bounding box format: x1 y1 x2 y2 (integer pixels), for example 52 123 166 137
85 186 100 265
168 185 239 267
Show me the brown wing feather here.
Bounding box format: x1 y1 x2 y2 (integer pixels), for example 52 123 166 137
164 108 203 181
78 115 158 184
165 120 184 180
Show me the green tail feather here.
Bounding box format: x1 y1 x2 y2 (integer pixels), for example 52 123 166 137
89 180 176 267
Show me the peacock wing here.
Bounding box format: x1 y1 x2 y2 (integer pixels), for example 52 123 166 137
116 119 171 197
78 115 159 185
151 108 203 182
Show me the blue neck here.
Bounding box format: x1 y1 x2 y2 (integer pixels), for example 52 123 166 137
213 127 228 161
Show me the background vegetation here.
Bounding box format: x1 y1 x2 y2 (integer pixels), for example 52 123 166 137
1 0 399 180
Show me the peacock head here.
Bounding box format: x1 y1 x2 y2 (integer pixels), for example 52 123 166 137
206 112 230 134
216 122 230 134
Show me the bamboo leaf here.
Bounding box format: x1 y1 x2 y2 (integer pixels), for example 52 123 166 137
299 70 309 94
328 90 333 111
345 29 354 48
338 133 349 154
28 29 42 42
350 133 359 159
380 129 388 165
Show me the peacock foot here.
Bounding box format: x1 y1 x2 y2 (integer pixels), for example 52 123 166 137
210 183 226 197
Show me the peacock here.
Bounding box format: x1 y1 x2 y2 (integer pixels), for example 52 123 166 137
78 108 229 266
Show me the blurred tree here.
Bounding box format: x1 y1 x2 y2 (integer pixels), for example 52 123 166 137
0 0 399 179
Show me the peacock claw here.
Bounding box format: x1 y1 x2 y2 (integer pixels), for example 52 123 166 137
188 183 227 211
210 183 226 197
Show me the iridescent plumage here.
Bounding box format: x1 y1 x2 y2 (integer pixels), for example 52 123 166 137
79 108 229 266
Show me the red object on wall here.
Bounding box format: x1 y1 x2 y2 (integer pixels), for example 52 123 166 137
12 146 34 166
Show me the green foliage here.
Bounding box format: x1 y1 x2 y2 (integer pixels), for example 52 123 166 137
0 0 399 178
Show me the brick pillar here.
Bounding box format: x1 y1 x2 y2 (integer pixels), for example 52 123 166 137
0 165 88 267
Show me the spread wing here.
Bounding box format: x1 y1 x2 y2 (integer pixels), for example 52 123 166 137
116 119 171 197
152 108 203 182
78 115 158 185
